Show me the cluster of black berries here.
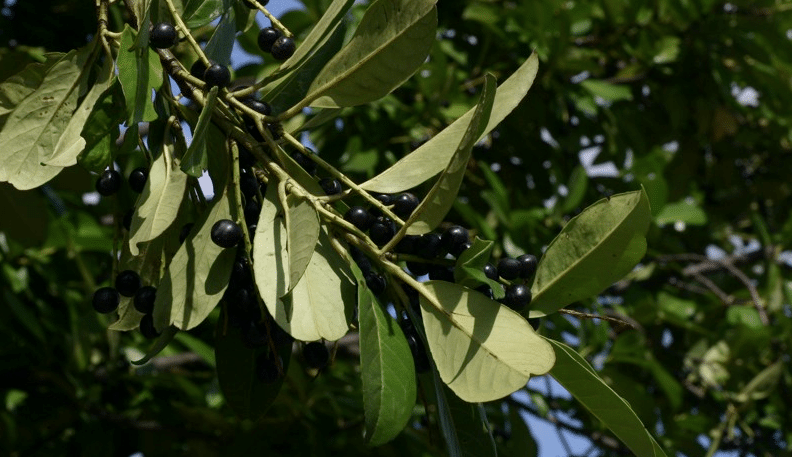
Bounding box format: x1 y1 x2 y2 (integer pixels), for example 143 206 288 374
399 311 431 374
291 149 346 198
257 26 296 61
343 192 422 248
92 270 160 339
95 166 149 197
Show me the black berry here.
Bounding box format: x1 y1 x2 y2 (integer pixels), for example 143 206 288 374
428 265 454 282
204 64 231 88
451 241 472 257
497 258 521 280
364 272 387 295
240 171 259 199
303 342 329 369
417 233 442 259
244 99 272 116
373 193 393 205
502 284 531 311
344 206 373 231
211 219 243 248
406 334 430 373
271 36 296 61
96 169 121 196
517 254 538 279
483 263 499 281
244 199 261 223
396 234 420 255
239 146 256 168
115 270 141 297
92 287 120 314
441 225 469 253
369 216 395 246
128 167 148 193
407 261 430 276
257 27 282 53
319 177 342 195
190 60 207 80
122 208 134 231
133 286 157 314
292 151 317 175
139 313 160 339
150 22 177 49
350 246 372 274
393 192 420 219
242 321 269 348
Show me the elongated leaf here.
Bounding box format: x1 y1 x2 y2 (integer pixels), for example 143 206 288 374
253 185 289 313
277 230 354 341
445 388 497 457
117 25 163 124
418 280 554 402
129 146 188 255
0 54 62 115
77 81 125 172
204 11 237 67
356 265 416 445
285 194 320 292
305 0 437 108
215 314 291 419
152 187 236 331
529 189 651 317
45 57 114 167
131 326 180 365
361 53 539 193
0 47 94 189
403 74 494 235
182 0 224 28
547 339 667 457
181 86 219 177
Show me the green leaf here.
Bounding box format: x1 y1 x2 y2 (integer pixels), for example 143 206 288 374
655 199 707 226
0 46 95 190
215 314 291 419
204 11 237 67
253 184 290 315
418 280 555 402
305 0 437 108
402 74 494 235
181 86 219 177
506 406 538 457
131 325 180 365
356 265 416 445
580 79 633 102
453 237 504 299
547 339 667 457
182 0 225 28
285 194 320 292
278 230 355 341
152 185 236 331
360 53 539 193
0 53 61 116
444 388 497 457
117 25 163 124
734 361 783 403
529 189 651 317
77 81 125 173
128 145 188 255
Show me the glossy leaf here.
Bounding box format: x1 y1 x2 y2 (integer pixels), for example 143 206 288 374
152 186 236 331
285 194 320 292
182 0 224 28
253 185 289 314
204 11 236 67
215 315 291 419
360 53 539 193
0 47 93 190
356 265 416 445
453 237 503 299
418 280 555 402
529 189 651 317
277 230 354 341
116 25 163 124
128 145 188 256
548 339 668 457
181 86 219 178
305 0 437 108
403 74 494 235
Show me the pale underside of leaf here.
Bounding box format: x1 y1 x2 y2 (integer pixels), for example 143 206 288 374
253 184 289 313
403 74 494 235
0 47 93 189
276 230 354 342
360 53 539 193
529 189 651 317
128 147 188 255
285 194 320 293
418 280 555 402
152 189 235 331
306 0 437 108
